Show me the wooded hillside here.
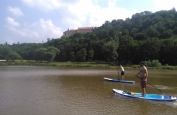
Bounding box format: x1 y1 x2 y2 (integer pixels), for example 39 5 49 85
1 8 177 65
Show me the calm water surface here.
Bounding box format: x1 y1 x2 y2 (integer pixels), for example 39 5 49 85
0 66 177 115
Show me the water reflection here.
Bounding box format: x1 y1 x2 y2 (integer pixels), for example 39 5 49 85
0 66 177 115
139 101 148 115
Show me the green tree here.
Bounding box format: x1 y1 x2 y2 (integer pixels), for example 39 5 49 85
138 38 161 61
103 40 118 62
35 46 59 62
160 39 177 65
88 48 94 62
0 45 12 61
35 48 47 62
69 52 75 62
118 35 134 64
76 48 87 62
9 51 22 61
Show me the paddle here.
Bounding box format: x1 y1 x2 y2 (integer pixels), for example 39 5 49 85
135 75 165 95
117 67 120 80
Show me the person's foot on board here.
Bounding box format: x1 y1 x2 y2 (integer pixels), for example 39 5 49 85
140 94 146 97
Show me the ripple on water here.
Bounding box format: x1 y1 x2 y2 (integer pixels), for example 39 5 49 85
1 67 177 115
154 85 175 90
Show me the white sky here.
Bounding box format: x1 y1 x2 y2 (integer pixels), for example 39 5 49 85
0 0 177 44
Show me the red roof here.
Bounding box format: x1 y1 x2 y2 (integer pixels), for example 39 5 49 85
78 27 94 30
64 27 94 33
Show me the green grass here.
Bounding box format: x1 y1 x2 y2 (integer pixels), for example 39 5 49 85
1 60 177 70
0 61 114 68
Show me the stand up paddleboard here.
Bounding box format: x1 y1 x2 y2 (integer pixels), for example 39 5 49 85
104 77 135 84
112 89 177 102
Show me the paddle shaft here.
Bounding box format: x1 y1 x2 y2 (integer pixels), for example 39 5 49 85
147 82 165 95
117 67 120 80
136 75 165 95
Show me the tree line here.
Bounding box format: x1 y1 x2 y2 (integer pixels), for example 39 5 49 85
0 43 59 62
1 8 177 65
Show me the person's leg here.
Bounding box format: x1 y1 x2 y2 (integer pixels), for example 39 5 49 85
142 88 146 96
141 81 146 96
122 75 124 80
141 88 144 96
121 74 124 80
121 71 124 80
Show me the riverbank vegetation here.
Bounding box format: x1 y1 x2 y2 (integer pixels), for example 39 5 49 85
1 60 177 70
1 8 177 67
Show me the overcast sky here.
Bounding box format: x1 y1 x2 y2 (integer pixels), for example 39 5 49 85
0 0 177 44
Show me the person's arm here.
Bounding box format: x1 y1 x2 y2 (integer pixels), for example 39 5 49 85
136 68 141 76
117 66 119 72
136 71 140 76
118 66 121 72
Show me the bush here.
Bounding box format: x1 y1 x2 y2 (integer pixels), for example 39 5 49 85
145 60 161 67
161 66 175 70
132 65 139 68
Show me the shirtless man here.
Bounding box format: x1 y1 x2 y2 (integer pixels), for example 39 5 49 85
118 64 125 80
135 61 148 97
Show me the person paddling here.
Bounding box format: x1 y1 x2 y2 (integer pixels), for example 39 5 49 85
118 64 125 80
135 61 148 97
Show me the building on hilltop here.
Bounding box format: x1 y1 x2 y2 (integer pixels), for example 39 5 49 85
63 27 95 37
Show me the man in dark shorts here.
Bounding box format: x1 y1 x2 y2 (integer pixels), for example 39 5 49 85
118 64 125 80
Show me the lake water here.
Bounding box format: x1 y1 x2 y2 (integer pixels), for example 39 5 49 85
0 66 177 115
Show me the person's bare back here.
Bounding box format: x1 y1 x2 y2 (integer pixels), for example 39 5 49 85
118 65 125 80
120 65 124 71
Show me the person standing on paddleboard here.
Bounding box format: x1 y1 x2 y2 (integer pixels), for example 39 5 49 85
135 61 148 97
118 64 125 80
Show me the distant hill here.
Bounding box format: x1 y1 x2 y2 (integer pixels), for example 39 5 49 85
2 8 177 65
95 7 177 40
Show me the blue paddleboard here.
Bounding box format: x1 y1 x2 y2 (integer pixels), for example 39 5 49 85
104 77 135 84
112 89 177 102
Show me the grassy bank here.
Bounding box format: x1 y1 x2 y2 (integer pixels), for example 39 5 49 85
1 60 177 70
0 61 115 68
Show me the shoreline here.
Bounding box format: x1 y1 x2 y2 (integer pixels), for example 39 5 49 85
0 61 177 70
